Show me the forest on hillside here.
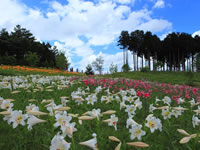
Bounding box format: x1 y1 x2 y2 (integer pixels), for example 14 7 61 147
0 25 69 70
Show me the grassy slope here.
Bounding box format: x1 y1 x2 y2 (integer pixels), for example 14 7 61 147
102 71 200 87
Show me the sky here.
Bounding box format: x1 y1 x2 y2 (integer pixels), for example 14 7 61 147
0 0 200 73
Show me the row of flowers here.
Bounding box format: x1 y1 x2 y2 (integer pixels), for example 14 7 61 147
0 65 81 75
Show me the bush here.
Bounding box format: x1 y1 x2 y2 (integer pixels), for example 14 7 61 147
121 64 131 72
141 66 150 72
185 70 194 86
70 67 73 72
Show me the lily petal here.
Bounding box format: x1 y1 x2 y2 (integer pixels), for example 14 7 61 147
127 142 149 147
27 111 48 116
180 137 191 144
177 129 190 136
0 111 11 115
115 142 121 150
78 116 94 120
108 136 120 142
102 110 116 115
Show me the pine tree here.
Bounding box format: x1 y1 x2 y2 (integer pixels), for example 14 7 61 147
85 64 94 75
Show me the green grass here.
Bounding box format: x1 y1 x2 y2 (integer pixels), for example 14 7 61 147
102 71 200 87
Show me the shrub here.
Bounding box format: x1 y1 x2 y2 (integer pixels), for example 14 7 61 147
185 70 194 86
121 64 131 72
70 67 73 72
141 66 150 72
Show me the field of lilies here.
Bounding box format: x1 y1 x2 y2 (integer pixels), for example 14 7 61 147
0 74 200 150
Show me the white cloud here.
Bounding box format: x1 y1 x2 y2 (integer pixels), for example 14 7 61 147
0 0 172 72
115 0 134 4
138 19 172 32
153 0 165 9
100 0 135 5
159 31 172 40
0 0 27 31
192 30 200 37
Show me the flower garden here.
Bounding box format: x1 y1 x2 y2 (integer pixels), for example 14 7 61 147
0 68 200 149
0 65 81 76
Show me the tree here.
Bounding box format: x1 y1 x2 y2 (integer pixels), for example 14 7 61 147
10 25 35 65
25 51 39 67
195 53 200 72
118 31 130 65
0 28 10 56
56 52 70 70
129 30 144 70
0 25 59 68
109 62 118 74
92 56 104 75
85 64 94 75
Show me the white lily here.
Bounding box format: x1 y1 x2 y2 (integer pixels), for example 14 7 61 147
54 111 72 128
10 110 28 128
149 104 157 113
50 133 71 150
86 94 97 105
134 98 142 109
108 114 118 130
125 105 136 117
79 133 98 150
161 109 172 120
88 108 101 120
162 96 171 105
145 115 162 133
177 97 185 104
126 96 134 103
61 122 77 138
27 115 46 130
192 115 200 128
126 116 138 128
1 100 13 111
26 103 39 112
172 108 182 118
129 124 146 140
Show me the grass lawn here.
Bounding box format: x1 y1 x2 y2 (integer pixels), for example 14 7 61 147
102 71 200 87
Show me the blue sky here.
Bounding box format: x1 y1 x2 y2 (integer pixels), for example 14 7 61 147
0 0 199 72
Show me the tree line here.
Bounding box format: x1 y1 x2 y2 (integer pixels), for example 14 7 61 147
118 30 200 72
0 25 70 70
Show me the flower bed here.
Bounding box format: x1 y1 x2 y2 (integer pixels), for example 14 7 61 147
0 75 200 149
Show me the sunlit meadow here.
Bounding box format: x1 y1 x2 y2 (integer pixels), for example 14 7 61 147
0 69 200 149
